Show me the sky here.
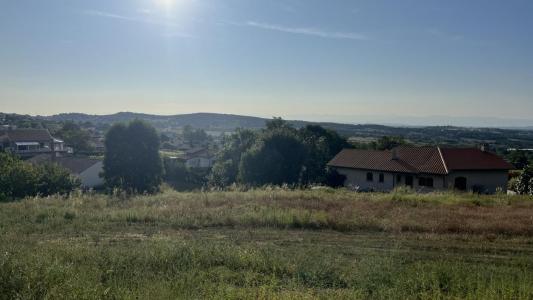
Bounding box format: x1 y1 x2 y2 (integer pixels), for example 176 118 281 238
1 0 533 126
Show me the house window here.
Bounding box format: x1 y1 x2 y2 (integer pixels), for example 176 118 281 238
396 175 402 183
418 177 434 187
366 172 373 182
379 173 384 183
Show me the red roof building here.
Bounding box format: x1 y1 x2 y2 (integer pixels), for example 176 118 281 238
328 146 512 193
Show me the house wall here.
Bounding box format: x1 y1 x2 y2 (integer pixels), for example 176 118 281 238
336 167 446 192
445 170 508 193
335 167 508 194
336 168 395 191
185 157 212 169
78 161 104 188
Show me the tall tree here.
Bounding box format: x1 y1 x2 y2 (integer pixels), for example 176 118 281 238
516 165 533 195
103 120 163 193
238 128 306 186
373 136 408 150
182 125 208 147
299 125 350 184
55 121 94 153
208 129 257 187
506 150 530 170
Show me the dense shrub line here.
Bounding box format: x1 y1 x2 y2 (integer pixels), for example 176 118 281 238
0 153 79 202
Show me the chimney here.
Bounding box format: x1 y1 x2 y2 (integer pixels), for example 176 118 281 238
480 143 490 153
391 148 398 160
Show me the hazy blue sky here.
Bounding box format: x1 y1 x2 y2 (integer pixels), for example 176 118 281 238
1 0 532 124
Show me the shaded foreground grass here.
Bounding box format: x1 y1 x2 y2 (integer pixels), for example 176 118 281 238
1 189 533 299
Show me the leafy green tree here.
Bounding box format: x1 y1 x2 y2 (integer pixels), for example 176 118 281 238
0 153 79 201
55 121 94 153
238 129 306 186
37 163 81 196
516 166 533 195
373 136 408 150
103 120 163 194
266 117 293 131
208 129 257 187
506 151 530 170
182 125 208 147
163 158 207 191
299 125 350 184
0 153 39 200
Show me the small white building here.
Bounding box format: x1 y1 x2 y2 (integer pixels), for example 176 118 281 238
29 155 104 188
183 148 214 169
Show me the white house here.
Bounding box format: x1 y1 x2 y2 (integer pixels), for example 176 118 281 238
29 155 104 188
183 148 214 169
0 128 65 157
328 146 513 194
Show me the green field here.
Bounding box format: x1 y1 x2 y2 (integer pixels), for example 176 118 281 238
1 189 533 299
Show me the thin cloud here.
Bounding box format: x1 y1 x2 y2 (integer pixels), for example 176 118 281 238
82 9 192 38
244 21 368 41
82 9 180 28
83 10 137 21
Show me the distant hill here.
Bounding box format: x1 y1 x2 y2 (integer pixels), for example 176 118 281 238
3 111 533 151
42 112 269 130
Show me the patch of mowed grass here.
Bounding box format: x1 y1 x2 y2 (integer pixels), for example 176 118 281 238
1 231 533 299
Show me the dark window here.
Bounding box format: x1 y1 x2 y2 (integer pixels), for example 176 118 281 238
454 177 467 191
405 175 414 187
366 172 373 182
419 177 434 187
397 175 402 183
379 173 384 183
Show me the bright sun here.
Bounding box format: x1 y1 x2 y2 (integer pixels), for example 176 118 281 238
154 0 177 11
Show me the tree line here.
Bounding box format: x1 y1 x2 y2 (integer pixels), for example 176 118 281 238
5 117 532 200
0 153 80 201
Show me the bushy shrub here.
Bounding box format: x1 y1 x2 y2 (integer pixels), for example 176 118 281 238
325 169 346 188
163 158 207 191
36 163 81 196
516 166 533 195
0 153 79 201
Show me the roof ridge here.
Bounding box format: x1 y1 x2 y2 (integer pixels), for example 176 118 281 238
437 146 449 174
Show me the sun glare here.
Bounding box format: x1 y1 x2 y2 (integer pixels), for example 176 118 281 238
154 0 177 11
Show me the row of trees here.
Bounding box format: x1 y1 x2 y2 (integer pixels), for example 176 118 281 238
208 118 349 188
0 153 80 201
98 118 349 194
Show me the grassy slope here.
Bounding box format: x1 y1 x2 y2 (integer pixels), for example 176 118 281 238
1 189 533 299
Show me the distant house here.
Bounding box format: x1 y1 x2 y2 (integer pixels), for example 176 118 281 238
328 146 513 194
29 155 104 188
0 128 65 157
183 148 214 169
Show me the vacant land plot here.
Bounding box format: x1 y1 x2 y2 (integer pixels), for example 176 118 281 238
1 189 533 299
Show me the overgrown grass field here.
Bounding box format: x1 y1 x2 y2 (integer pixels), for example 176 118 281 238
1 188 533 299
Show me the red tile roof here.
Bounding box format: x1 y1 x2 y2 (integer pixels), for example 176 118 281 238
328 146 511 175
1 129 53 142
440 148 514 171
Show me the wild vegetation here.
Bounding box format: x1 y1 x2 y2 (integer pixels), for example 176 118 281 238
1 188 533 299
208 118 348 188
0 153 80 201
